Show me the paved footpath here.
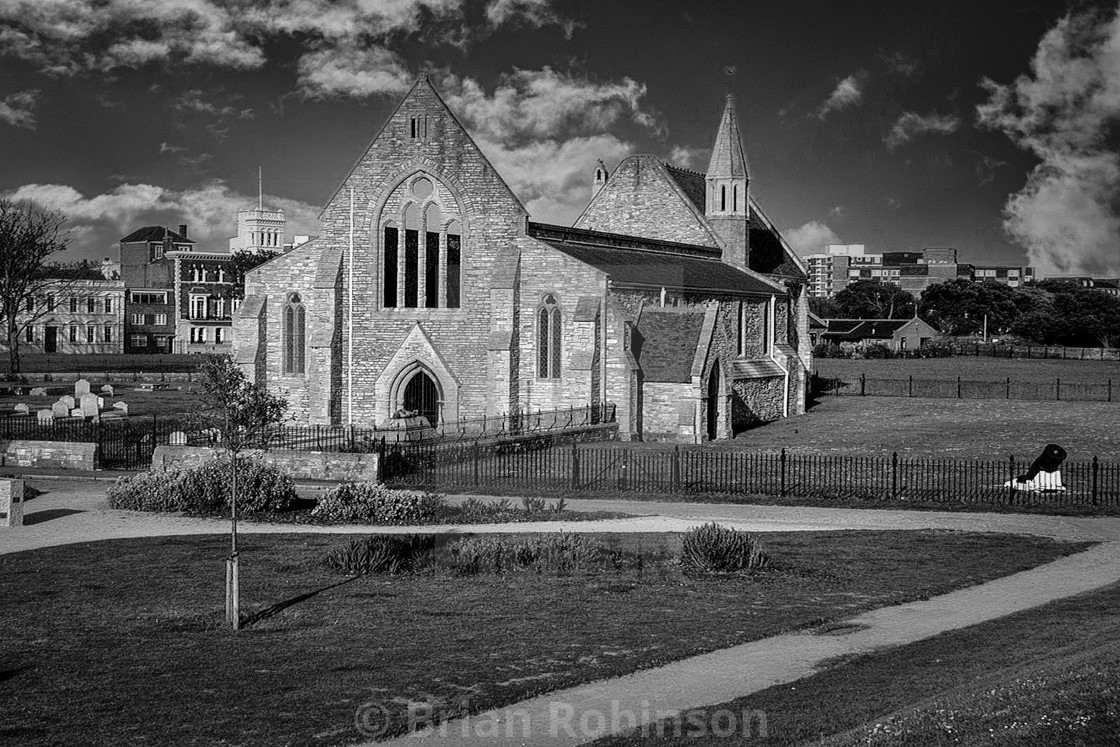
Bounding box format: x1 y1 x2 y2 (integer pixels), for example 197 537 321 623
5 478 1120 746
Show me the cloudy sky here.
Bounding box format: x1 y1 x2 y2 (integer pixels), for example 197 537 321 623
1 0 1118 277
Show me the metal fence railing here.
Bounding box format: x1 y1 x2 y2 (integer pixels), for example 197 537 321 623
380 444 1120 510
948 343 1120 361
812 373 1117 402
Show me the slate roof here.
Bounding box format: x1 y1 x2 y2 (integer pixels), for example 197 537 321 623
651 167 805 279
527 223 779 297
120 226 193 244
634 309 706 383
706 95 749 178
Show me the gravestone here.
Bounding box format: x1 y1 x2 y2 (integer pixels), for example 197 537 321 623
70 408 85 419
74 379 91 397
13 403 29 415
60 395 75 409
80 393 100 418
52 401 70 418
169 431 188 446
112 401 128 414
100 410 125 420
0 479 23 528
37 409 53 423
97 396 104 408
29 387 47 396
100 384 114 396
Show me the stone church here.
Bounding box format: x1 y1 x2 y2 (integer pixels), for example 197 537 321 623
234 76 811 442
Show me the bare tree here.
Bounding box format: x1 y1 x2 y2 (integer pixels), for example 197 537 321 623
195 354 288 630
0 199 70 375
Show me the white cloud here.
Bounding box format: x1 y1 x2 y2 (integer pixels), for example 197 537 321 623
440 67 657 143
817 71 867 118
667 145 707 170
0 0 574 98
884 111 960 149
3 181 321 259
0 89 39 129
784 221 842 256
978 5 1120 276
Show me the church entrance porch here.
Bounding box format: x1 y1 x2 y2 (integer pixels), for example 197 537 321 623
403 370 441 426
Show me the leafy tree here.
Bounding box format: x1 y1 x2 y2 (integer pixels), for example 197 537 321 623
919 279 1042 336
0 199 71 375
808 296 842 318
834 280 915 319
229 249 281 300
194 354 288 630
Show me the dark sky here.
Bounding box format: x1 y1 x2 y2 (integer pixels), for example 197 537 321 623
1 0 1117 276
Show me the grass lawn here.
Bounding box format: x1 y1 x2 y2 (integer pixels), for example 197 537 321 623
0 530 1088 746
814 356 1120 383
591 579 1120 746
728 396 1120 459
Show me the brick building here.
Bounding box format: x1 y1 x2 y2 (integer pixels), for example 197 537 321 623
234 77 810 442
119 225 237 353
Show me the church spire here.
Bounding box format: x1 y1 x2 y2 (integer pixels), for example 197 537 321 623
706 93 750 268
706 94 749 181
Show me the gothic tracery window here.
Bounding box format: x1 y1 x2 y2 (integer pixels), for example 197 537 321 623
283 292 306 375
381 175 463 309
537 294 561 379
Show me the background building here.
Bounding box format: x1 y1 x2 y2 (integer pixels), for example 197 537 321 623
19 276 125 355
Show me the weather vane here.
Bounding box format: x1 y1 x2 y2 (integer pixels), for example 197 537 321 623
723 66 737 95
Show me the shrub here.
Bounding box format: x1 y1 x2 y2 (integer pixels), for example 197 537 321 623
311 482 445 524
680 523 770 573
861 342 897 359
324 535 436 575
521 496 547 513
106 458 296 514
440 533 602 575
919 337 955 358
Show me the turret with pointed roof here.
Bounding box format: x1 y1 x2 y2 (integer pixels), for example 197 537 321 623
705 94 750 268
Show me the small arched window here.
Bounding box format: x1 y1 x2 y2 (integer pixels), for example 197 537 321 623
537 294 561 379
283 292 306 375
720 185 726 211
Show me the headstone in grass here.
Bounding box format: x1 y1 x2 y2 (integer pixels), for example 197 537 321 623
51 401 69 418
29 387 47 396
70 408 85 419
169 431 187 446
100 384 113 396
13 403 29 415
80 393 99 418
60 394 75 409
74 379 90 397
112 401 128 414
100 409 125 420
36 409 53 424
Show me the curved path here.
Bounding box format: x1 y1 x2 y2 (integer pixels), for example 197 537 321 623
5 479 1120 746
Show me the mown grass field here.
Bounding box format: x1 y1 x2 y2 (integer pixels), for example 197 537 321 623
0 530 1085 746
593 579 1120 747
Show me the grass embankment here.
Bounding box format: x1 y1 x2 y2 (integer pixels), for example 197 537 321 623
593 577 1120 746
0 530 1087 746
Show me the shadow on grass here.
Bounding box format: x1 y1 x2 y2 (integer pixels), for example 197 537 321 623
0 667 25 683
23 509 84 525
240 575 361 629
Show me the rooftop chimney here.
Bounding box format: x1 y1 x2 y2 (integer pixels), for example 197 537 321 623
178 224 188 238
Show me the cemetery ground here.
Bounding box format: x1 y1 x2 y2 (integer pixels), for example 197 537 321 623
0 517 1090 747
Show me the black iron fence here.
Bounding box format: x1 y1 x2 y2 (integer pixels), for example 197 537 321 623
948 342 1120 361
381 443 1120 509
812 372 1117 402
0 413 194 470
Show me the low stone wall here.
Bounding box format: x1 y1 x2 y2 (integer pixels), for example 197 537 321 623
151 445 381 482
0 440 98 470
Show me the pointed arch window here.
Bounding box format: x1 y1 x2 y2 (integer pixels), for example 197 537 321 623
381 175 463 309
537 294 561 379
720 185 726 211
283 292 306 375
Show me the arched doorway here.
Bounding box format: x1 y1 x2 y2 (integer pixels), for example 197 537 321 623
706 362 721 441
403 370 441 426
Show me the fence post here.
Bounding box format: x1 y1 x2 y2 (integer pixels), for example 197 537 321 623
1092 456 1099 506
860 374 866 397
1056 378 1061 401
891 452 898 498
571 442 580 490
1008 455 1017 505
780 448 787 497
473 441 481 488
618 451 629 491
908 375 912 398
957 376 962 399
671 445 681 493
377 437 386 482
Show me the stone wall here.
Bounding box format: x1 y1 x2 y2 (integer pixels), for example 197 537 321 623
151 445 381 482
576 155 718 247
0 440 97 470
731 377 785 426
642 382 696 441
